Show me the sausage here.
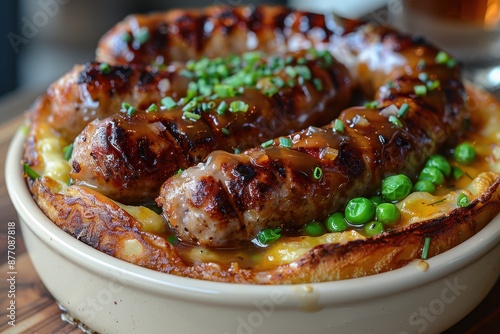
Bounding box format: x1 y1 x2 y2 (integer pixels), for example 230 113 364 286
70 49 353 204
157 24 469 247
96 6 345 66
45 61 190 140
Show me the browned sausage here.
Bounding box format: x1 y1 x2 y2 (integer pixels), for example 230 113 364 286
157 24 469 247
45 62 190 140
70 49 353 204
96 6 345 66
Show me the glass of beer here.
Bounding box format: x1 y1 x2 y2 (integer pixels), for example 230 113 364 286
397 0 500 91
400 0 500 65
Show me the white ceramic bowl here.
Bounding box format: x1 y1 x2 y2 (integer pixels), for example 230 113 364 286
6 129 500 334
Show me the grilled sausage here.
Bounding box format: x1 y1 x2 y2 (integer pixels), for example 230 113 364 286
45 62 190 140
70 50 353 204
96 6 345 66
157 24 469 247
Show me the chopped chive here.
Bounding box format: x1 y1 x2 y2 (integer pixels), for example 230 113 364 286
121 102 131 110
313 78 323 91
161 97 177 109
134 27 150 46
182 100 198 112
63 143 74 161
229 101 249 113
417 59 426 70
457 193 471 207
313 166 323 180
387 81 395 89
364 100 379 109
295 65 312 80
23 164 40 179
279 137 293 148
167 235 180 246
214 84 235 98
261 139 274 148
272 77 286 88
389 115 403 127
217 101 228 115
99 63 111 74
285 65 297 78
297 57 307 65
264 86 279 97
127 106 137 116
180 69 195 79
256 227 282 245
418 72 429 82
182 111 201 121
221 127 230 136
334 119 345 133
435 51 450 64
146 103 158 113
121 32 132 43
426 80 440 91
398 103 410 117
285 55 294 65
447 58 457 68
422 237 431 260
414 85 427 96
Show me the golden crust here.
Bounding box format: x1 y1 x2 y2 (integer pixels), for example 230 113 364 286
23 84 500 284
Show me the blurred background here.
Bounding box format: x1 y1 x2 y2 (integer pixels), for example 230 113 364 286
2 0 499 123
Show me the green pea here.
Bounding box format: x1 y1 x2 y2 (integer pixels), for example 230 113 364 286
370 195 384 206
425 155 451 177
419 167 445 185
345 197 376 225
325 212 348 232
413 180 436 193
454 143 476 164
375 203 401 225
364 221 384 236
303 221 326 236
381 174 413 202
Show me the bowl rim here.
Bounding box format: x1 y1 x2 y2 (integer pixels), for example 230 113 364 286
6 128 500 306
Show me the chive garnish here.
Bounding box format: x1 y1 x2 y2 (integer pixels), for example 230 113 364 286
261 139 274 148
279 137 292 148
426 80 440 91
435 51 450 64
221 127 230 136
414 85 427 96
417 59 426 70
389 115 403 127
126 106 136 116
364 100 379 109
313 78 323 91
422 237 431 260
217 101 228 115
334 119 345 133
265 86 279 97
418 72 429 82
183 111 201 121
23 164 40 179
229 101 249 113
99 63 111 74
182 100 198 113
295 65 312 80
160 97 176 110
285 65 297 78
167 235 180 246
63 143 74 161
256 227 282 245
146 103 158 113
313 166 323 180
121 32 132 43
134 27 150 46
398 103 410 117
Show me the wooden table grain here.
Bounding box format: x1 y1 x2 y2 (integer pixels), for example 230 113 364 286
0 111 498 333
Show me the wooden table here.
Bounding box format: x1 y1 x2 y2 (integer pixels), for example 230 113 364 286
0 96 498 334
